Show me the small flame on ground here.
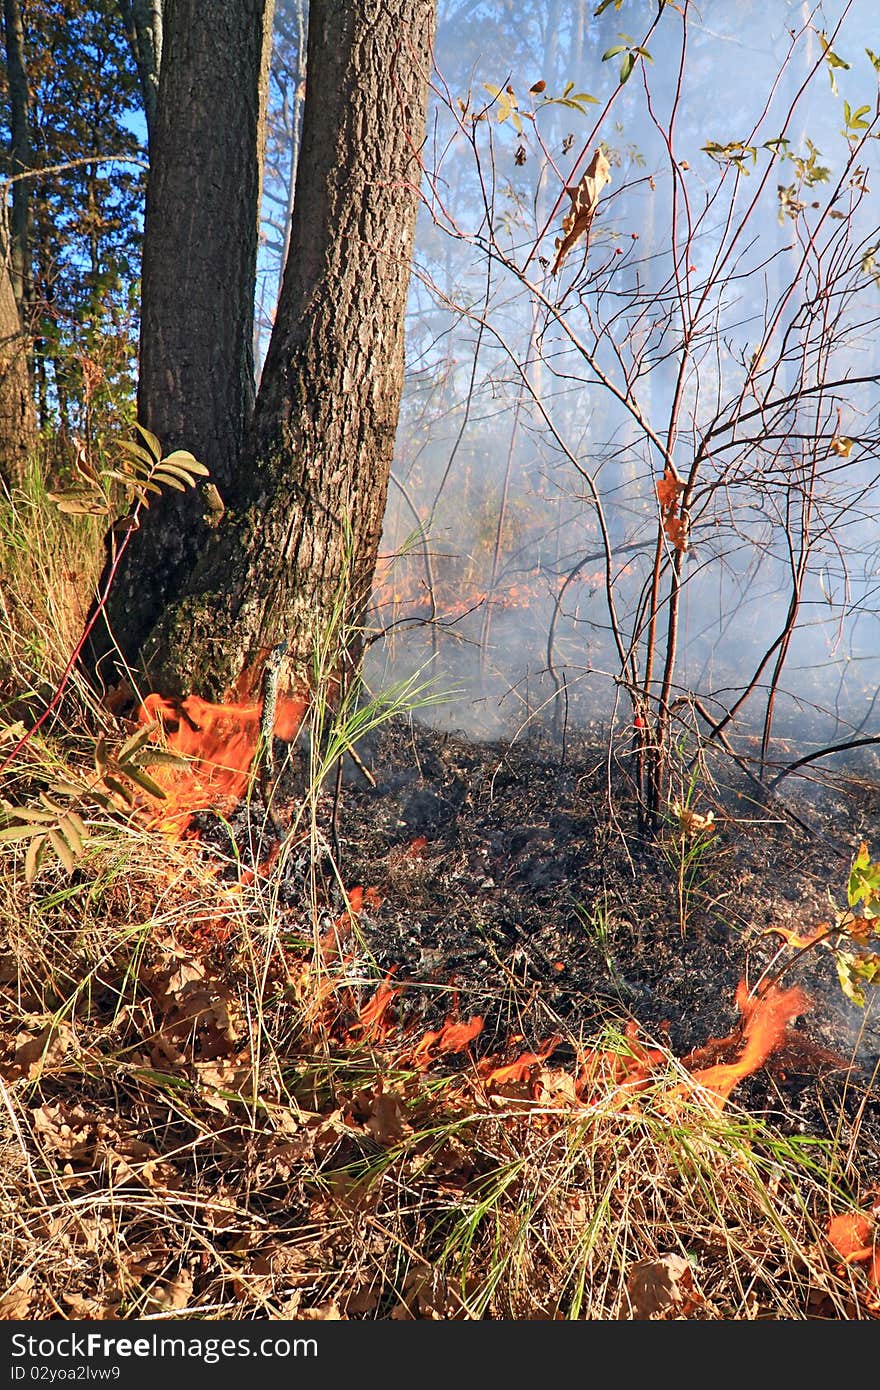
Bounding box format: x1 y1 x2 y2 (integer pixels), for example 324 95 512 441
685 981 811 1106
408 1016 485 1069
827 1207 880 1307
577 1021 668 1098
763 922 833 951
341 975 813 1113
349 976 401 1044
370 557 599 625
478 1038 561 1087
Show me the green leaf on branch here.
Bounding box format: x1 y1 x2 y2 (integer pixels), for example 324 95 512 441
482 83 523 134
133 421 163 464
819 30 850 94
836 949 880 1008
538 82 599 114
703 140 758 173
601 35 652 85
842 101 871 137
847 841 880 917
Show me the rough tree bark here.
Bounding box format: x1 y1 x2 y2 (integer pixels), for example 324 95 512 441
3 0 31 319
87 0 274 689
0 240 36 488
135 0 436 702
0 0 35 487
116 0 164 146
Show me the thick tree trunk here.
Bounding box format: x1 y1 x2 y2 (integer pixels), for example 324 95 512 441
0 244 36 488
87 0 274 689
139 0 435 701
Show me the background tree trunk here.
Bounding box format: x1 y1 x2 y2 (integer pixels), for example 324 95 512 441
116 0 164 146
139 0 436 701
0 242 36 488
87 0 274 689
3 0 31 326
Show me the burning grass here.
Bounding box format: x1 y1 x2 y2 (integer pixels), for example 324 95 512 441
0 763 878 1320
1 493 878 1318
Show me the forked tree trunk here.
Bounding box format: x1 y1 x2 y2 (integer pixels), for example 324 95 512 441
138 0 436 701
87 0 274 688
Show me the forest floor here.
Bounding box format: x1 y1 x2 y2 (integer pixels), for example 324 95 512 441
2 706 880 1321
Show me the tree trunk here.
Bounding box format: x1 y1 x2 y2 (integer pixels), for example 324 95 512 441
0 243 36 488
116 0 163 146
138 0 436 701
3 0 31 321
87 0 274 688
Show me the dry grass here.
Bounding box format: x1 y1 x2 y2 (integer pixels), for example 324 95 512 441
0 811 876 1321
0 478 878 1322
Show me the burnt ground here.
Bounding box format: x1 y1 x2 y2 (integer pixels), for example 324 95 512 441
211 713 880 1181
4 708 880 1321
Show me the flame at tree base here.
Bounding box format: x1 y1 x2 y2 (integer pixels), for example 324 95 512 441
137 688 307 832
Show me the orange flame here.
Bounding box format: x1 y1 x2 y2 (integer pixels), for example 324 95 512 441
577 1021 668 1099
137 689 307 832
407 1015 484 1069
687 981 811 1106
370 557 595 626
827 1207 880 1308
763 921 832 951
828 1211 875 1262
478 1037 561 1087
349 976 401 1044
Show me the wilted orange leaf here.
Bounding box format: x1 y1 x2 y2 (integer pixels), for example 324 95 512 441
656 473 684 509
551 148 611 274
663 515 689 552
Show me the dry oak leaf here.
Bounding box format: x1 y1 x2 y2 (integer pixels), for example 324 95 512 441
671 801 715 837
298 1300 344 1320
551 148 612 275
7 1018 78 1081
363 1090 412 1146
142 1269 194 1314
32 1100 95 1162
620 1254 698 1319
656 472 684 510
0 1275 34 1320
663 513 689 553
61 1292 120 1320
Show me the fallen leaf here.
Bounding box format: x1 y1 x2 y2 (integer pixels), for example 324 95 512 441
363 1091 412 1146
298 1300 344 1320
620 1254 695 1319
142 1269 194 1313
8 1019 77 1080
0 1275 33 1319
32 1101 95 1162
61 1292 119 1320
671 801 715 836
